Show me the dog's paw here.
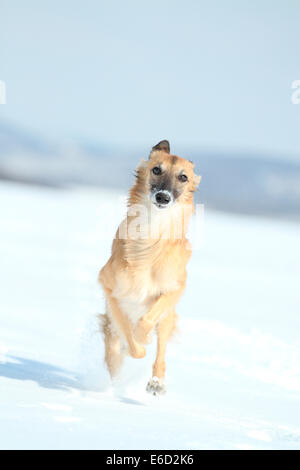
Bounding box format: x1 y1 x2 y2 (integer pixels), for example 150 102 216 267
146 377 166 396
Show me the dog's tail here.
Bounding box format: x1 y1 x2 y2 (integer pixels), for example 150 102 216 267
98 313 109 336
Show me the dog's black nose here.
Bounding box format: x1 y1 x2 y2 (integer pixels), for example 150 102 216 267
155 192 171 205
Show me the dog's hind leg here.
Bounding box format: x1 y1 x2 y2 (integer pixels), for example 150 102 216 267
100 314 123 378
146 309 177 395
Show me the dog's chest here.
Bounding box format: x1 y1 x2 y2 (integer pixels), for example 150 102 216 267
151 261 181 293
118 298 150 325
117 266 179 325
112 241 189 324
125 245 186 295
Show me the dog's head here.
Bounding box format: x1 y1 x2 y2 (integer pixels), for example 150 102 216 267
134 140 201 209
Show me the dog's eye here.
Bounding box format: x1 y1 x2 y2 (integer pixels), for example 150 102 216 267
152 167 162 175
178 174 188 182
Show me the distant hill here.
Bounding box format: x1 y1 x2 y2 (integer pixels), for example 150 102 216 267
0 121 299 220
0 120 55 157
191 152 300 219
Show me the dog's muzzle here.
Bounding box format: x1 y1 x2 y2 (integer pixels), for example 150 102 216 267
152 190 173 208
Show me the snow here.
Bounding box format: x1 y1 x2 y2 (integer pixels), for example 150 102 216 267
0 181 300 450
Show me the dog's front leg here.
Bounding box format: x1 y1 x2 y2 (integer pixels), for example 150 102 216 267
103 287 146 359
134 287 183 344
146 308 177 395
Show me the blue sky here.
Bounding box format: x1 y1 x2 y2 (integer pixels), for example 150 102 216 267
1 0 300 157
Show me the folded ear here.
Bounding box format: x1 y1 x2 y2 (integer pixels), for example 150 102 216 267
150 140 170 157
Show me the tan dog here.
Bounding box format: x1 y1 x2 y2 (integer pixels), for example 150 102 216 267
99 140 201 394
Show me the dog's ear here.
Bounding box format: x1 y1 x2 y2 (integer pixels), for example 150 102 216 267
150 140 170 158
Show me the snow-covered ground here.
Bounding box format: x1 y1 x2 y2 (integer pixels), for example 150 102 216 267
0 181 300 450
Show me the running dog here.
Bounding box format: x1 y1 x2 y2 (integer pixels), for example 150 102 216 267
99 140 201 394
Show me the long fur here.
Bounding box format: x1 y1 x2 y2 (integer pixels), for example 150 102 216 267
98 142 200 393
